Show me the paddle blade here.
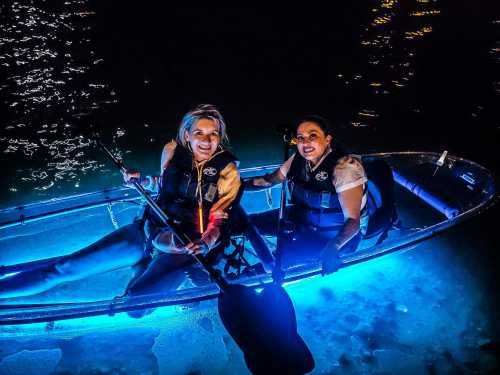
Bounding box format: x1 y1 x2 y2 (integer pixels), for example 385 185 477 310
218 284 314 374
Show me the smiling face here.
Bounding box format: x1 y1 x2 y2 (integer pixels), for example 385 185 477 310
185 118 221 162
295 121 332 165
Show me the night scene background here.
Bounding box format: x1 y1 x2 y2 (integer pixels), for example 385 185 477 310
0 1 499 374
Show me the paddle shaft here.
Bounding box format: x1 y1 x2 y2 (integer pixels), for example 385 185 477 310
273 130 292 284
96 139 229 290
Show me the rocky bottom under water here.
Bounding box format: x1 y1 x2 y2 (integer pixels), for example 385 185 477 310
0 229 498 375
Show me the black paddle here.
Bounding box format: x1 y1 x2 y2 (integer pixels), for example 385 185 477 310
227 125 315 374
94 134 314 374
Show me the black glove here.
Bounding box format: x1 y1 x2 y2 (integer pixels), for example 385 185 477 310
242 178 257 190
243 177 268 191
320 246 341 276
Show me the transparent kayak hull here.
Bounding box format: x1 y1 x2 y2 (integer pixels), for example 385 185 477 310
0 152 497 325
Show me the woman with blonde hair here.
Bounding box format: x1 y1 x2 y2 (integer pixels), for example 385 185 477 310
0 104 241 312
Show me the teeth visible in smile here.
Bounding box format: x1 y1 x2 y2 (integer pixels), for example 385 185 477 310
198 145 211 151
304 147 314 153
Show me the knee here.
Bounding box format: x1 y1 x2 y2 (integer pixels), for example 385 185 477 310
122 223 146 246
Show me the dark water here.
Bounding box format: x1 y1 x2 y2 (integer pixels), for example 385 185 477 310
1 1 498 207
0 1 499 373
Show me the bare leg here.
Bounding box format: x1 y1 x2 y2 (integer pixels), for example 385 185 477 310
0 222 146 299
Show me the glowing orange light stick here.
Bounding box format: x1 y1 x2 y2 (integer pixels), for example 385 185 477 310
198 204 204 234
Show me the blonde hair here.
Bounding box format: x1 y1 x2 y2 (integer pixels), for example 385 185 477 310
177 104 229 148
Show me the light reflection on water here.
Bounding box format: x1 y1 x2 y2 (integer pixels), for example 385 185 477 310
350 0 441 128
491 21 500 96
1 1 118 198
0 0 498 206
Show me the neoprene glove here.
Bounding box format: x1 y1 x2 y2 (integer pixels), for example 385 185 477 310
242 178 258 190
320 246 341 275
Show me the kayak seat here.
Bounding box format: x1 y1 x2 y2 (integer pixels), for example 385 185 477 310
362 158 398 241
218 177 275 277
220 203 274 279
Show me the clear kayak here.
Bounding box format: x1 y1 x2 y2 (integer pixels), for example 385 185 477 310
0 151 497 325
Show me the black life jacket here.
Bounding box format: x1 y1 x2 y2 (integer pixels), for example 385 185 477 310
150 144 238 240
287 147 349 228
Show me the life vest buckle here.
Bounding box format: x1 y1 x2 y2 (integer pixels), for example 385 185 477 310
320 191 331 208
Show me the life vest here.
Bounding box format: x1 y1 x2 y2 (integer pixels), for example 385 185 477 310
286 147 348 229
149 144 238 241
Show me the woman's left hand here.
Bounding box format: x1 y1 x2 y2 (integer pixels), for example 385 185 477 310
320 245 340 275
185 239 209 256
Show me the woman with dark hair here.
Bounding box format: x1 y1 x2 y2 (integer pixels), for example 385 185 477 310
245 115 368 274
0 104 242 305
